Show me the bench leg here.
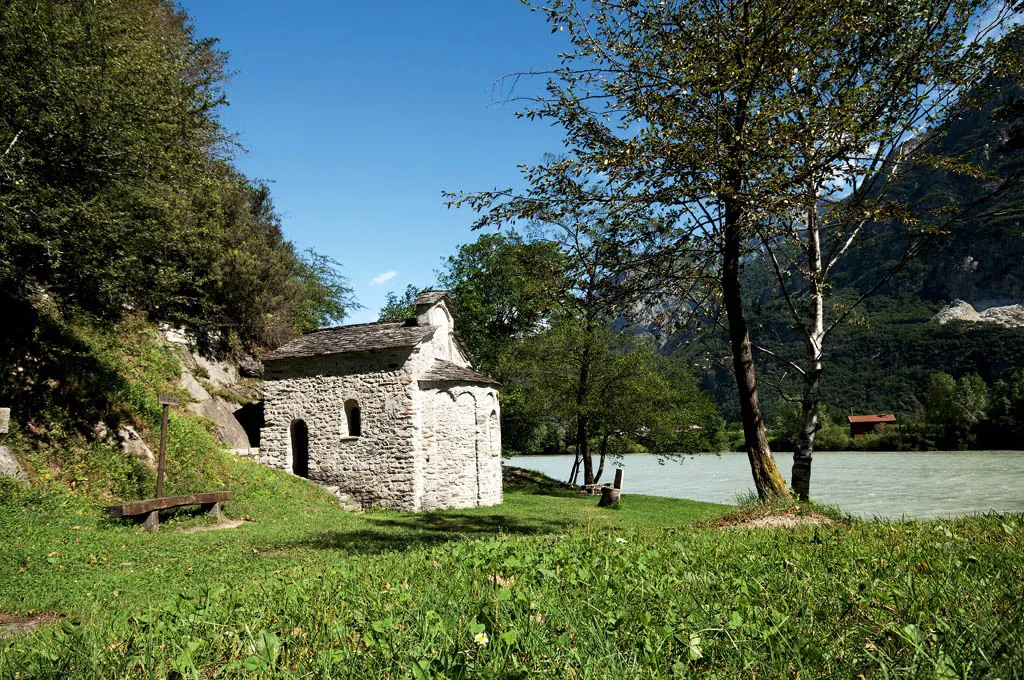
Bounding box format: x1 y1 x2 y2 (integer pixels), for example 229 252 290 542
143 510 159 532
201 502 222 520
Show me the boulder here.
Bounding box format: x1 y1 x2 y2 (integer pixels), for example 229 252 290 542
189 397 253 449
162 325 193 346
932 299 1024 328
194 354 238 389
978 304 1024 328
0 446 30 485
94 421 157 471
117 425 156 471
179 370 211 403
238 356 263 378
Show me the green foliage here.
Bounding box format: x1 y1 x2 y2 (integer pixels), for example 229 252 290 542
0 0 355 364
503 317 715 456
773 404 851 451
0 313 239 501
926 372 989 449
378 284 423 322
989 368 1024 425
439 232 566 373
814 422 851 452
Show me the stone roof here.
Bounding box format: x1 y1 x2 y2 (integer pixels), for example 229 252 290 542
419 360 500 385
262 321 435 361
414 290 450 307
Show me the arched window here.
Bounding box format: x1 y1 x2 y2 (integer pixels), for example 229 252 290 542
344 400 361 437
488 411 499 456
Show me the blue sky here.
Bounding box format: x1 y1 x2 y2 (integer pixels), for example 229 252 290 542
178 1 570 323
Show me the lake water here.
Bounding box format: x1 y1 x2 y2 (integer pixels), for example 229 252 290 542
505 451 1024 519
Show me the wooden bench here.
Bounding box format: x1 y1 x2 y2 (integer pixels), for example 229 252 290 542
105 491 232 532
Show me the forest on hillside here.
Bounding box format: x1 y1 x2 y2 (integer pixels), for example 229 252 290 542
0 1 355 430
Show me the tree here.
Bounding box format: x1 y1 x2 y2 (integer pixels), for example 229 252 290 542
0 0 227 316
379 285 424 322
926 372 988 448
437 233 566 373
449 0 1015 500
0 1 358 426
757 10 1020 498
989 368 1024 426
506 315 713 483
0 0 355 355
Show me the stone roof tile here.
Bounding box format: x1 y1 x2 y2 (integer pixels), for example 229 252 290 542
419 360 500 385
262 321 434 361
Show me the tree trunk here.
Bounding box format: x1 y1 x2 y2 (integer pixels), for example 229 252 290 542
793 205 825 502
578 415 593 485
568 450 582 486
576 337 595 486
793 365 821 501
722 205 789 501
594 431 610 484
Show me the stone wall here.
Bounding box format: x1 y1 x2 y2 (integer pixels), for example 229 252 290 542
260 350 419 509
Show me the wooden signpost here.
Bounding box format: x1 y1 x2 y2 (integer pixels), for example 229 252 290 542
143 395 178 530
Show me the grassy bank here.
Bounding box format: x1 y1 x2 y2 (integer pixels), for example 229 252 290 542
2 469 1022 679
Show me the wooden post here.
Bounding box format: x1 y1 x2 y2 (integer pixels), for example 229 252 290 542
613 468 624 490
147 395 178 532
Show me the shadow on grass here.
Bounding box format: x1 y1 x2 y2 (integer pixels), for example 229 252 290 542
501 465 579 498
279 511 569 555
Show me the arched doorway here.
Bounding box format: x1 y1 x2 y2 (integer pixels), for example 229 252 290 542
290 419 309 478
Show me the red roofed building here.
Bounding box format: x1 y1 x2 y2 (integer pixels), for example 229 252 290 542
848 414 896 438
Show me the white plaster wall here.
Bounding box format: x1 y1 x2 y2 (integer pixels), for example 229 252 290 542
260 350 419 509
418 384 501 510
478 391 503 504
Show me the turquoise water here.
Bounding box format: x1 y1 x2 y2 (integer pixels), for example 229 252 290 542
505 451 1024 519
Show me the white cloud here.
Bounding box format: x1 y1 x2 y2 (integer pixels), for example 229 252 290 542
370 270 397 286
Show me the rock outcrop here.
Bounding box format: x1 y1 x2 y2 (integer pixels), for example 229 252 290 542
95 422 157 471
933 299 982 324
0 408 28 485
933 300 1024 328
164 327 260 451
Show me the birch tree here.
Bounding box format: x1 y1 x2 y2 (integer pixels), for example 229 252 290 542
755 4 1017 499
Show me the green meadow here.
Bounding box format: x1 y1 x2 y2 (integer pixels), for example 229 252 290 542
1 467 1021 679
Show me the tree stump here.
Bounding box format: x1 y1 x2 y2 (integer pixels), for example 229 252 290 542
598 486 620 507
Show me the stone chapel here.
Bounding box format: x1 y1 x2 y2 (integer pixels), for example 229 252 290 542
258 291 502 511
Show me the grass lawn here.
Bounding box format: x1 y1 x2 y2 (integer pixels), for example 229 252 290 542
1 463 1022 679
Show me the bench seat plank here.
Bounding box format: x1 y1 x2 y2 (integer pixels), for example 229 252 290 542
105 491 232 518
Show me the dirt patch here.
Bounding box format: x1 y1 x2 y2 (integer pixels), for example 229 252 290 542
180 519 246 534
0 613 60 638
731 513 833 529
695 506 838 530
